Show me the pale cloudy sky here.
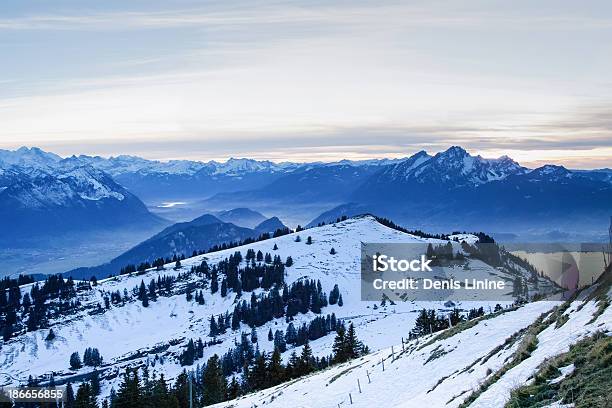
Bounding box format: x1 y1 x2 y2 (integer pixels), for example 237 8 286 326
1 0 611 168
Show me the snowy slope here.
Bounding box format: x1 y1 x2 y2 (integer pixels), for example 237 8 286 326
0 216 559 404
210 297 610 408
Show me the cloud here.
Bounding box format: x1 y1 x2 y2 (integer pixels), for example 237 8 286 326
1 2 612 32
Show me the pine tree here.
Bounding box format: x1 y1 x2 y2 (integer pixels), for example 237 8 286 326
70 352 82 369
249 352 268 390
285 256 293 267
268 328 273 342
273 330 286 353
332 325 346 363
114 368 141 408
298 341 315 375
330 247 336 255
65 383 75 408
209 316 218 337
306 236 312 245
337 293 343 307
344 323 362 359
267 347 285 386
202 355 227 405
74 382 97 408
91 370 101 396
221 279 227 297
227 376 240 400
46 329 56 341
285 322 297 345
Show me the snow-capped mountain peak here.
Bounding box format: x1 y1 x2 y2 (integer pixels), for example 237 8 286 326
0 146 61 170
410 146 526 186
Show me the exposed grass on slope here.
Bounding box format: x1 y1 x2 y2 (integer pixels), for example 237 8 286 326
587 295 610 325
457 303 571 408
504 331 612 408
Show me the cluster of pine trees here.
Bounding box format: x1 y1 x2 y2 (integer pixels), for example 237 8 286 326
179 338 222 366
1 274 82 340
425 242 465 266
116 226 294 279
229 279 340 331
120 254 186 276
281 313 342 347
58 321 367 408
409 307 490 338
70 347 103 369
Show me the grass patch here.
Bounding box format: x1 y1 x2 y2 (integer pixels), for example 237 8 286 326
504 331 611 408
424 345 451 365
554 313 569 329
457 305 563 408
328 361 366 384
587 295 610 325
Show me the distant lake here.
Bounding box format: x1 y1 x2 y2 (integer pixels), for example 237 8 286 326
511 250 606 288
158 201 187 208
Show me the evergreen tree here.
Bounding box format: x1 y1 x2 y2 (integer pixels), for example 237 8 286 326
114 368 142 408
273 330 287 353
330 247 336 255
344 323 362 359
70 352 83 369
209 316 218 337
91 369 101 396
46 329 56 341
332 325 346 363
267 347 285 386
268 328 273 342
66 383 75 408
298 341 315 375
202 355 227 405
306 236 312 245
74 382 97 408
285 256 293 267
226 377 240 400
337 294 343 307
221 278 228 297
285 322 297 345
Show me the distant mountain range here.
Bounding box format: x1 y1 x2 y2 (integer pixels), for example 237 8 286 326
67 212 287 279
309 147 612 237
1 146 610 251
0 148 165 243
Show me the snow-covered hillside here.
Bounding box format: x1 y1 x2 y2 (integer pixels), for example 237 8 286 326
212 293 610 408
0 216 572 406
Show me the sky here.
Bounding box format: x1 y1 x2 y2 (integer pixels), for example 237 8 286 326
0 0 611 168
